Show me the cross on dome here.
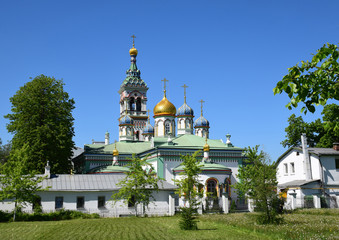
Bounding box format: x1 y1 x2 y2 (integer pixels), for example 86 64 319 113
161 78 169 97
181 84 188 103
199 99 205 116
131 34 136 47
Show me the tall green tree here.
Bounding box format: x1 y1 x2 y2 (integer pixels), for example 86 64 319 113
111 155 159 216
274 43 339 114
0 145 45 221
0 138 11 165
5 75 75 173
175 151 203 230
282 104 338 148
234 146 282 224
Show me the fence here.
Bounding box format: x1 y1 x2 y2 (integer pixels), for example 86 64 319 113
284 195 339 210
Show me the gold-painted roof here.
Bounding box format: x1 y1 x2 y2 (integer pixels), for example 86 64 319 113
129 47 138 56
153 96 176 116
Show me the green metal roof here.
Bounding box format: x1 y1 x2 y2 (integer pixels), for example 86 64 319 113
157 134 243 150
84 135 243 156
89 165 130 173
173 162 231 172
84 141 152 155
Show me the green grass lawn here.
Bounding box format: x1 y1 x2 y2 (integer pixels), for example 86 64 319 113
0 209 338 240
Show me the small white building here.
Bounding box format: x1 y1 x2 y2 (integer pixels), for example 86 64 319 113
276 134 339 209
0 173 178 217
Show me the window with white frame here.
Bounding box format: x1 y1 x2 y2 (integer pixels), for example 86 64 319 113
284 163 288 175
290 162 295 174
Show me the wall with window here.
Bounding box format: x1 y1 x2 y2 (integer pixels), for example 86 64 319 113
0 190 174 216
277 149 305 184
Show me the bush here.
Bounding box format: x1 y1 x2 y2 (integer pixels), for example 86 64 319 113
0 210 12 222
0 209 100 222
179 207 198 230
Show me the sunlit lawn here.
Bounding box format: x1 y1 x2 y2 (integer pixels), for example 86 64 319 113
0 209 338 240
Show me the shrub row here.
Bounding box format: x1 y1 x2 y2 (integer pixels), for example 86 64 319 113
0 209 100 222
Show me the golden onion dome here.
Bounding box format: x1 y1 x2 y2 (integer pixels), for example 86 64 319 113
113 144 119 156
203 143 210 152
153 96 176 116
129 47 138 56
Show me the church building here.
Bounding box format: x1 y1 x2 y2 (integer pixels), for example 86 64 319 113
73 37 247 211
0 38 248 216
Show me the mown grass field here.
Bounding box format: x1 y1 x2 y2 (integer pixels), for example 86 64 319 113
0 209 338 240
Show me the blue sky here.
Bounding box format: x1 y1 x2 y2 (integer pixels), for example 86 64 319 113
1 0 338 161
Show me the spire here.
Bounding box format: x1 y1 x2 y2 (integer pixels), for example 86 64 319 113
199 99 205 116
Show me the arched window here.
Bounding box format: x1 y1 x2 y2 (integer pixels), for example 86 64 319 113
224 178 231 197
207 179 217 195
136 98 141 111
185 119 190 129
129 98 135 111
165 122 170 135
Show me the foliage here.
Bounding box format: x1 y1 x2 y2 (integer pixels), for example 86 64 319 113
0 209 99 222
4 74 75 174
175 151 203 230
274 43 339 114
111 154 159 216
281 104 339 148
233 146 283 224
0 145 46 221
0 138 11 165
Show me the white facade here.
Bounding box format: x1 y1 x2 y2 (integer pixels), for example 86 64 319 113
276 141 339 209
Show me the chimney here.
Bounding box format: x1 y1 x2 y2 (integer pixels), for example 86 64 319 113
45 161 51 178
333 143 339 151
301 133 312 181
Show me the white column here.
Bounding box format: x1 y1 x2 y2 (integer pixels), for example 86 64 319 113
222 193 229 214
313 195 321 209
289 193 297 210
168 194 175 216
248 198 254 212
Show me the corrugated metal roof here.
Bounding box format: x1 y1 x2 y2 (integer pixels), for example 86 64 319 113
278 179 320 188
40 174 177 191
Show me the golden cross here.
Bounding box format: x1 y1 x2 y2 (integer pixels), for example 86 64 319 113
161 78 169 96
131 34 136 47
199 99 205 116
181 84 188 103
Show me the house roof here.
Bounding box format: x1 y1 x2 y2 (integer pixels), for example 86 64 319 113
39 174 177 191
276 146 339 164
277 179 320 188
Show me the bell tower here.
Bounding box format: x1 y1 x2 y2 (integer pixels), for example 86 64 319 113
118 35 148 141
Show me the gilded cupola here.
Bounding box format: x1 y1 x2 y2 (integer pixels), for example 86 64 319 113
153 78 176 117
